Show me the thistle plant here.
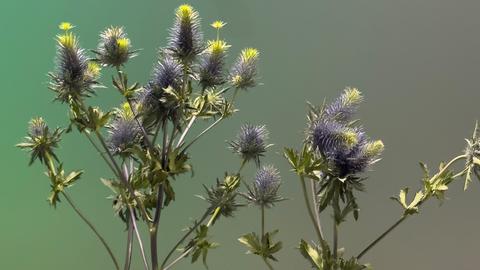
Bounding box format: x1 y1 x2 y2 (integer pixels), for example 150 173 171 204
285 88 480 270
18 4 480 270
18 5 265 270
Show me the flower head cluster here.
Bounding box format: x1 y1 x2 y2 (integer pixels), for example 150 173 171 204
49 24 100 103
198 40 230 90
148 54 184 92
230 48 259 89
17 117 63 165
107 103 142 156
168 4 204 61
465 122 480 161
138 54 184 127
203 174 242 224
229 124 271 166
309 88 384 178
94 26 136 67
245 165 283 207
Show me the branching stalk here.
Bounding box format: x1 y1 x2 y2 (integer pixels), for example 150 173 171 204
356 215 407 260
356 154 468 260
160 209 211 269
124 215 133 270
62 191 120 270
299 176 325 244
310 179 324 239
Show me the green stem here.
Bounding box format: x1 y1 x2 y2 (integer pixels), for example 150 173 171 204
84 132 118 178
262 257 274 270
163 247 193 270
310 179 324 239
45 152 56 175
62 191 120 270
356 154 467 260
121 163 150 270
124 213 133 270
181 117 224 153
131 217 150 270
260 205 273 269
356 215 407 260
176 115 197 148
160 209 211 270
94 130 151 222
180 88 239 154
431 154 467 183
299 176 325 244
217 86 231 95
261 204 265 237
333 222 338 261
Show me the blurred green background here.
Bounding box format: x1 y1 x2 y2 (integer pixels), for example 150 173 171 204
2 0 480 269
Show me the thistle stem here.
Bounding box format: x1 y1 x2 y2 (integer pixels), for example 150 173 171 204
262 257 274 270
356 215 407 260
160 209 211 270
333 222 338 261
261 204 265 238
176 115 197 148
124 214 134 270
181 116 224 153
310 179 324 239
131 213 150 270
260 205 273 270
163 247 193 270
84 132 118 178
94 130 151 222
299 176 325 244
356 154 467 260
122 163 150 270
62 191 120 270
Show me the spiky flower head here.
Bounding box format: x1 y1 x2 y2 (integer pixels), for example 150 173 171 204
138 54 184 127
244 165 284 207
464 121 480 189
202 174 242 224
107 106 142 157
323 87 363 123
168 4 204 61
198 40 230 89
94 26 136 67
17 118 63 165
49 26 99 103
59 22 74 31
211 20 226 29
230 48 259 89
229 124 271 166
148 54 184 92
309 89 383 178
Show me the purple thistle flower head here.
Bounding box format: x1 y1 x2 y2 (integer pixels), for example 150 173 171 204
309 89 383 178
49 31 99 103
168 4 204 61
230 48 259 90
29 117 48 138
95 26 136 67
245 165 283 207
229 124 271 166
323 87 363 123
148 54 184 92
17 117 63 166
198 40 229 90
138 54 184 127
107 109 142 156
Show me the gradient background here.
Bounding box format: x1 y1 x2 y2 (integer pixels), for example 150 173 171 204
2 0 480 269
